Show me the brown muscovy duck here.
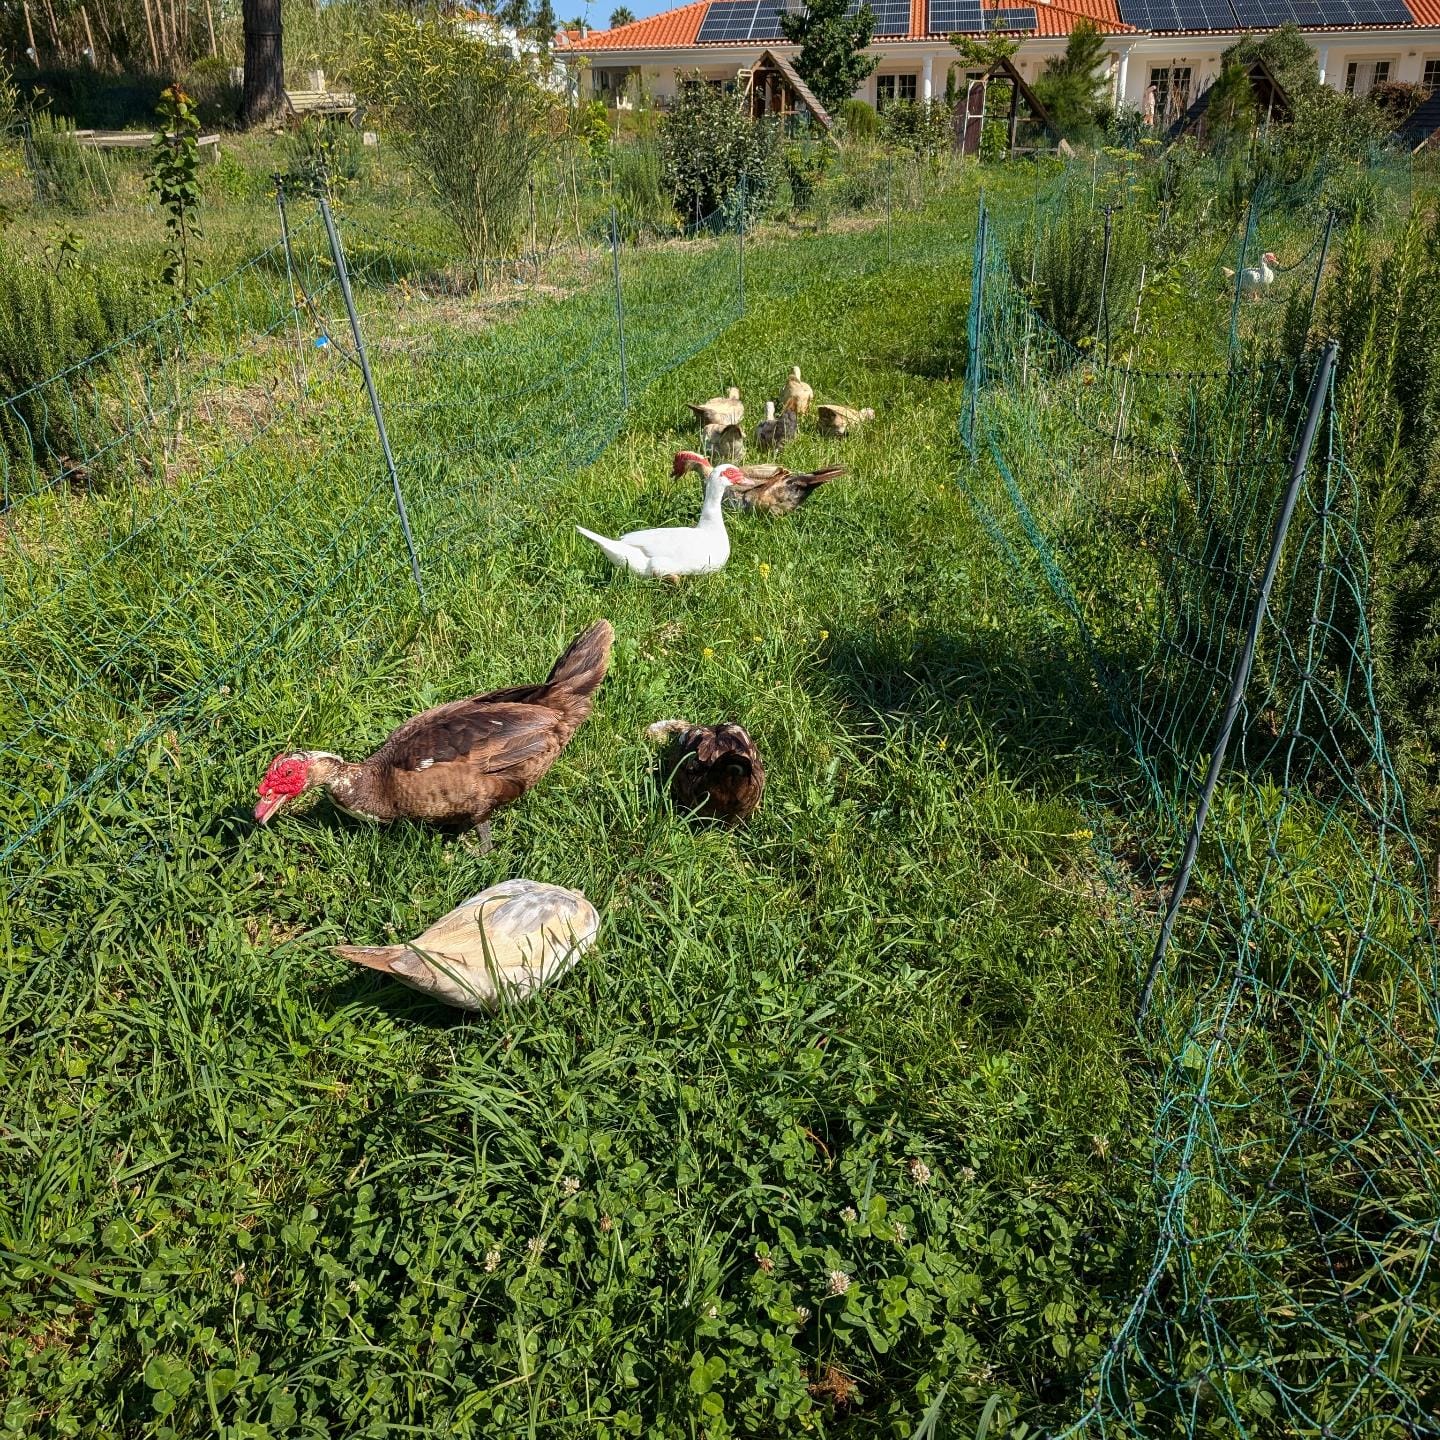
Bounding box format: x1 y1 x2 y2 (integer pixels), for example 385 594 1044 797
646 718 765 824
673 450 845 517
255 620 613 849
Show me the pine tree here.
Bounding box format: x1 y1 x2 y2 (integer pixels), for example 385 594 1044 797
777 0 878 114
1204 60 1256 142
1031 19 1106 141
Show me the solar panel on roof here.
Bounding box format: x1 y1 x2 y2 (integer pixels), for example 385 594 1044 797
927 0 987 31
986 6 1038 28
749 3 792 37
856 0 914 34
695 0 756 40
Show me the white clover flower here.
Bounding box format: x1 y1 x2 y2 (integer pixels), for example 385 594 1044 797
794 1304 812 1324
908 1158 932 1186
704 1303 719 1319
827 1270 851 1296
960 1165 977 1183
841 1206 858 1224
561 1175 581 1198
527 1235 545 1257
484 1247 501 1273
893 1220 908 1243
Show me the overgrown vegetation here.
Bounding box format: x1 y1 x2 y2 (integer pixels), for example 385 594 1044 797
354 12 562 288
658 79 779 225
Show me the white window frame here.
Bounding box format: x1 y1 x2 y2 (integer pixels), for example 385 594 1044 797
1345 58 1394 96
875 72 918 109
1149 65 1193 125
1422 56 1440 92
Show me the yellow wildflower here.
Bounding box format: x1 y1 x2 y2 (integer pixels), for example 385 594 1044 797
758 562 771 578
819 629 829 641
703 647 715 659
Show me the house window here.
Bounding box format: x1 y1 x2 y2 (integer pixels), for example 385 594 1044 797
1423 58 1440 92
1345 59 1392 96
595 67 636 103
875 73 918 108
1149 65 1193 125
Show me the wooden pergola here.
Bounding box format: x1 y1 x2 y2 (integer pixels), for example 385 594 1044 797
741 50 834 133
1164 58 1293 143
955 57 1072 158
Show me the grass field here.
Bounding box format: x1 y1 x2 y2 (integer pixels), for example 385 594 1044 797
4 142 1438 1437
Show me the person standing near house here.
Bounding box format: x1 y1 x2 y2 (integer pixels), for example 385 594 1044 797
1142 82 1157 125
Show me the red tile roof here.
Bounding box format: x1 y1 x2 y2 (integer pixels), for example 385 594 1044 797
570 0 1415 50
996 0 1131 36
574 0 708 48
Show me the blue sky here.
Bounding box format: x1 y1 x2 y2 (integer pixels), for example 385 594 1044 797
569 0 682 25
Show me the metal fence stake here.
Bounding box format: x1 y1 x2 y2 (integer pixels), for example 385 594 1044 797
1229 193 1257 359
1139 340 1339 1021
1098 202 1116 368
964 193 988 454
1305 208 1337 342
738 172 747 317
273 174 308 396
609 204 630 410
317 191 425 606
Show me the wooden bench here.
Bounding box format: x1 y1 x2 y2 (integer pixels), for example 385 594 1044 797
69 129 222 161
284 90 360 122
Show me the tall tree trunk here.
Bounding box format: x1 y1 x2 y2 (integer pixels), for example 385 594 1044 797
241 0 285 127
140 0 160 69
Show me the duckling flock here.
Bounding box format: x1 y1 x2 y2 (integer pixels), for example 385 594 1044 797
255 366 872 1011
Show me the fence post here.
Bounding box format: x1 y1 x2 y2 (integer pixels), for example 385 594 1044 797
609 204 630 411
316 191 425 606
272 174 308 395
1097 202 1117 369
1304 208 1336 342
1229 193 1257 359
1138 340 1338 1021
964 192 988 455
738 172 747 317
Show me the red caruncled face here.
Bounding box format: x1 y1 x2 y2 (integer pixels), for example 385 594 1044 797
255 755 308 825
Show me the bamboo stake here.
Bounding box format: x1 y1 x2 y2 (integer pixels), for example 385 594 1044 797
140 0 160 70
41 0 63 61
81 5 97 63
1111 264 1147 465
204 0 217 56
23 1 39 62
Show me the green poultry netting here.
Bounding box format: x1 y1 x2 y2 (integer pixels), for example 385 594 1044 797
958 171 1440 1436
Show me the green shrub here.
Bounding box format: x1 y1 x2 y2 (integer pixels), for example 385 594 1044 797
0 251 153 467
1009 192 1148 353
837 97 877 141
279 114 370 198
610 139 675 240
778 133 835 212
354 11 563 288
24 111 94 212
878 99 952 157
182 55 243 128
658 79 779 226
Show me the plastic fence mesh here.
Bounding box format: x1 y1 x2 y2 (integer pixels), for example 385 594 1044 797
959 172 1440 1436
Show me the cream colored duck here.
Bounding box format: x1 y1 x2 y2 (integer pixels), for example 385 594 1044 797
332 879 599 1011
817 403 875 438
576 464 735 578
689 387 743 429
777 366 813 417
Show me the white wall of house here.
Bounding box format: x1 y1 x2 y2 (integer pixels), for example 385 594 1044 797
574 29 1439 113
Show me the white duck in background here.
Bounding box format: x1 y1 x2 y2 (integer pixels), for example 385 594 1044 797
576 465 735 578
1223 251 1278 299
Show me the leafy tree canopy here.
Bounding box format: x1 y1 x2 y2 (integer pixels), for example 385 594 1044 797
609 6 636 25
777 0 878 115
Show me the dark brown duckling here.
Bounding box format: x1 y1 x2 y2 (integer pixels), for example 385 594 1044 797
645 719 765 824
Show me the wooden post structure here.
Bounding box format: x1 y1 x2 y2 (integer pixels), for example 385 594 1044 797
1007 73 1020 152
22 1 40 62
139 0 160 69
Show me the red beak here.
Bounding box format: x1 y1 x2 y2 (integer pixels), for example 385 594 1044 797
254 792 288 824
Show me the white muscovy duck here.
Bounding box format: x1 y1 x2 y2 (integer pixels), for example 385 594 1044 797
576 464 735 578
1223 251 1278 299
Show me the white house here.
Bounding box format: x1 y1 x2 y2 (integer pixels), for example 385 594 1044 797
565 0 1440 126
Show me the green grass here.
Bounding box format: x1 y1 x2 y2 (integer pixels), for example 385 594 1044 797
0 171 1155 1438
7 142 1436 1439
